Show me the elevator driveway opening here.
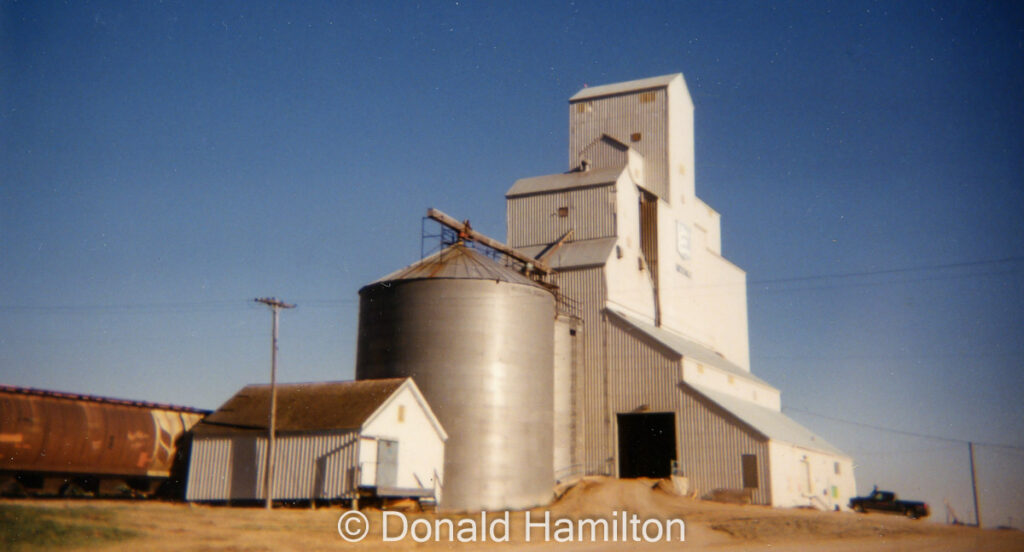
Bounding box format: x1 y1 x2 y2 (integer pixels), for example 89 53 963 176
617 412 677 478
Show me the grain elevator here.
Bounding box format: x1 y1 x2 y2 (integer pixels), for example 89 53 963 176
356 73 856 512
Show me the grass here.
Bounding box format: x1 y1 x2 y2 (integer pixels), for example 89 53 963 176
0 504 137 551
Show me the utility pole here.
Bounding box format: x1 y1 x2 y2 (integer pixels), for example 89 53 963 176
968 441 981 528
255 297 295 510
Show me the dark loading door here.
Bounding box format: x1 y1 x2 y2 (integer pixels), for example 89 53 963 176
376 439 399 488
617 412 677 478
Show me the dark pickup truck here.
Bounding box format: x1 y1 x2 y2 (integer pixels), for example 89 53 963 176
850 488 929 519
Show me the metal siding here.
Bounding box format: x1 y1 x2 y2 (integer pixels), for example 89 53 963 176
185 437 232 501
570 89 668 200
507 186 616 248
356 277 554 511
551 267 608 475
185 431 360 501
602 318 771 505
674 387 770 505
553 315 580 482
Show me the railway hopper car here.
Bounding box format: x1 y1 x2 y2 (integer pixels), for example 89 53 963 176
0 385 208 497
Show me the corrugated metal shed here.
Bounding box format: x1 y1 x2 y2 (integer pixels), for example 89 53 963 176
187 378 446 503
603 316 772 504
186 432 360 501
195 378 406 435
569 74 683 102
368 243 541 289
687 383 850 458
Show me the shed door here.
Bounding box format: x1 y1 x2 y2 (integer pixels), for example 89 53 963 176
617 412 677 478
375 439 398 488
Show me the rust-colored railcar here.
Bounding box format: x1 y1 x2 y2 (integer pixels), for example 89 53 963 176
0 385 207 496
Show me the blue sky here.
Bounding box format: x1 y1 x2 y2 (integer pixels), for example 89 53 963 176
2 0 1022 529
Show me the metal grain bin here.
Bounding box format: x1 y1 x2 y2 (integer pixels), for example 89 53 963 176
356 243 554 511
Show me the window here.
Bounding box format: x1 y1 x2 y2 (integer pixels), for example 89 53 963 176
834 462 840 475
742 454 758 489
639 91 655 103
631 132 642 142
397 405 405 423
557 206 569 217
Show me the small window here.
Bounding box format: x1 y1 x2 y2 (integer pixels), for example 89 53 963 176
630 132 642 142
742 454 758 489
696 364 704 374
727 375 735 385
397 405 405 423
557 206 569 217
834 462 840 475
639 91 655 103
576 102 592 113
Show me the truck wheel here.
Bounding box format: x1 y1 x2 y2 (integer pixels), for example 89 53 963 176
905 508 918 519
854 504 865 513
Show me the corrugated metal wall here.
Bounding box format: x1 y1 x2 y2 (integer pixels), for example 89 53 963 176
551 267 609 475
507 185 616 248
186 431 360 501
604 317 772 505
570 89 668 200
553 315 581 482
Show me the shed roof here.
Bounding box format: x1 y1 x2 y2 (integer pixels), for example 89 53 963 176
194 378 407 435
570 74 682 102
517 237 617 270
365 243 544 289
606 307 774 389
686 383 850 458
506 167 622 198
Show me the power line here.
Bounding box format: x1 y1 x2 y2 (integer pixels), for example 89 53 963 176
783 405 1024 451
748 266 1022 295
748 256 1024 287
0 300 252 314
0 298 356 314
0 256 1020 314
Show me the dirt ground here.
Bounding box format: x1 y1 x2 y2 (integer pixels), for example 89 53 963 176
5 477 1023 551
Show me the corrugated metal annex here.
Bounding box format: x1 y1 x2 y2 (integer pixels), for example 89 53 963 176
604 314 772 504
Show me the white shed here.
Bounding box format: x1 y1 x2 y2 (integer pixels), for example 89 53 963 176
185 377 446 505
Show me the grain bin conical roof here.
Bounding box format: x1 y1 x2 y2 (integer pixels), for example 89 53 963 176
366 242 544 288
